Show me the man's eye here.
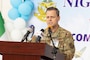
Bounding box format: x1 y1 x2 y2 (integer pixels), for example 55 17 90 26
46 17 49 18
51 16 55 18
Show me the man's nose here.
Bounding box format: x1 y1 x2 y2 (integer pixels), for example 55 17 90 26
48 17 52 21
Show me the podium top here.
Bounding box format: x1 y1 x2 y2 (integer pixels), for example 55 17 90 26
0 41 48 55
0 41 65 60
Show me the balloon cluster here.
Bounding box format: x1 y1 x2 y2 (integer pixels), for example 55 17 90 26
6 0 34 41
8 0 34 21
5 18 28 41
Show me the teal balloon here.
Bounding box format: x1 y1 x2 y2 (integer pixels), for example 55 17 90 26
8 8 20 20
18 3 32 15
10 0 22 8
24 0 34 10
21 15 30 21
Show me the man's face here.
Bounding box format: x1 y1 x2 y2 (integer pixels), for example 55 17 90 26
46 10 60 27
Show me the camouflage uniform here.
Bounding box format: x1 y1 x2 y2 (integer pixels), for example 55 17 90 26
42 26 75 60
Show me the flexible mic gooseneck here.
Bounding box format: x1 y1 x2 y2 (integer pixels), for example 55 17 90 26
48 27 58 59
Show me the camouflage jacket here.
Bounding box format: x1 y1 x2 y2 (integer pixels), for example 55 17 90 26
41 26 75 60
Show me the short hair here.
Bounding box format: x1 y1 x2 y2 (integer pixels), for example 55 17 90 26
46 7 60 16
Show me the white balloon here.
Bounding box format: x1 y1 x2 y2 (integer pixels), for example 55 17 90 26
5 21 14 32
1 0 12 21
10 29 23 42
21 28 27 35
14 18 26 30
0 0 1 11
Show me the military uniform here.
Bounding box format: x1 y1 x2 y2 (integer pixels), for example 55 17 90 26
41 26 75 60
31 26 75 60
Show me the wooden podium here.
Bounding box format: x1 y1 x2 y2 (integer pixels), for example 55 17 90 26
0 41 65 60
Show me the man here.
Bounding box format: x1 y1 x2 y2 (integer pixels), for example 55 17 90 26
42 7 75 60
31 7 75 60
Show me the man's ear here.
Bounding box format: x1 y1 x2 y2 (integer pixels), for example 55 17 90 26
58 16 60 21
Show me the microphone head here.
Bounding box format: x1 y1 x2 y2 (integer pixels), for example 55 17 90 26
40 29 44 32
27 28 33 32
35 29 44 43
48 25 52 29
46 25 51 29
34 29 44 37
29 25 35 29
47 26 52 34
27 25 35 32
47 25 52 31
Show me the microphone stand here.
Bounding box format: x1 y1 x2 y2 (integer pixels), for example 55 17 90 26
21 31 30 42
48 28 58 60
21 25 35 42
21 35 28 42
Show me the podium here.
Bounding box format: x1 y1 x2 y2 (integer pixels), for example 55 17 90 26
0 41 65 60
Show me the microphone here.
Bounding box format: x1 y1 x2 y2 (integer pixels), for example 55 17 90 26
35 29 44 43
48 26 52 37
21 25 35 42
47 26 58 58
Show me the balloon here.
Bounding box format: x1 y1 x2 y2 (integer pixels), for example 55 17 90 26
8 8 20 20
21 28 27 35
18 3 32 15
24 0 34 10
21 15 30 21
10 29 23 41
5 21 14 32
10 0 22 8
14 18 26 30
